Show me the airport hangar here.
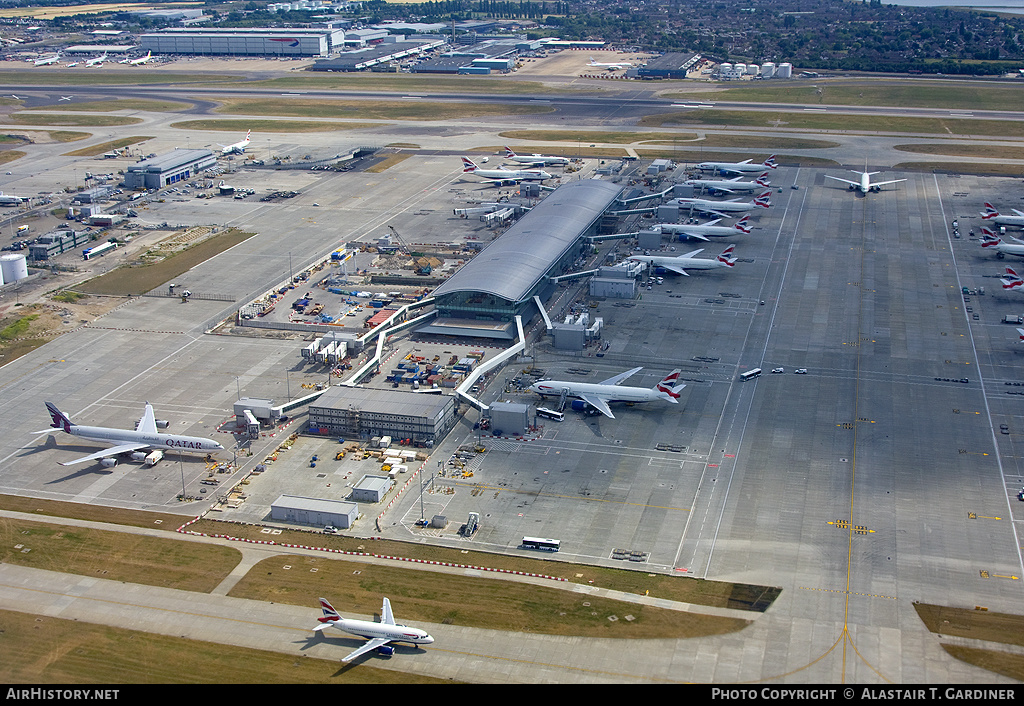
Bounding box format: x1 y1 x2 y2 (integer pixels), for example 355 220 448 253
123 149 218 190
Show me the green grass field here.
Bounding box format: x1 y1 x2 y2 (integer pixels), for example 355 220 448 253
28 99 191 113
170 118 383 133
8 113 143 127
213 97 552 121
63 136 154 157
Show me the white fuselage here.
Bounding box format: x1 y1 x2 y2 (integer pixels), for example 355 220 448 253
67 424 223 453
985 241 1024 258
697 161 766 175
629 254 730 272
34 55 60 66
529 380 663 404
470 166 550 181
989 213 1024 228
676 197 757 213
654 222 745 238
685 178 762 192
507 154 568 166
325 617 433 646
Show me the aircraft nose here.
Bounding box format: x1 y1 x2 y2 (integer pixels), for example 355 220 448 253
423 635 434 644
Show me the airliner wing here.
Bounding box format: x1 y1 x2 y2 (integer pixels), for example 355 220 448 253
137 402 158 434
381 597 395 626
871 179 906 188
598 366 643 386
662 264 690 276
59 443 150 466
1013 209 1024 218
825 175 858 187
578 394 615 418
342 637 392 662
677 230 709 241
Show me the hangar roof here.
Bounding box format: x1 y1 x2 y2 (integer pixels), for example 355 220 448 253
432 179 622 303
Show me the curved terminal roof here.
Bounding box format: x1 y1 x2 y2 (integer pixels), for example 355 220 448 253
433 179 622 303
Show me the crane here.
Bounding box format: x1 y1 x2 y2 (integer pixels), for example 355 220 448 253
387 225 411 255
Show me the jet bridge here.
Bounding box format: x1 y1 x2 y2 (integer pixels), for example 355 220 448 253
454 315 526 412
533 295 552 331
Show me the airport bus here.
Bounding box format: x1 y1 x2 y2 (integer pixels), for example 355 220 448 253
535 407 564 422
521 536 560 552
739 368 762 381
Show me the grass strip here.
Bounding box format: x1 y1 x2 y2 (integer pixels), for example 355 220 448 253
0 609 448 684
213 97 552 121
75 228 255 296
170 118 382 133
229 555 751 640
0 517 241 592
63 136 154 157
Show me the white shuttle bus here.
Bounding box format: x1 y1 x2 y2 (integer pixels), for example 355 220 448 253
739 368 762 381
522 536 560 552
535 407 564 422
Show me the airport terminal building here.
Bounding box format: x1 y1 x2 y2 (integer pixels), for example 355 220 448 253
123 150 217 190
422 179 623 339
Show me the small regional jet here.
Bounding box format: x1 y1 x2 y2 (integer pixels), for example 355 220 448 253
314 597 434 662
503 146 569 166
629 244 737 276
981 203 1024 229
34 401 223 467
981 228 1024 259
825 165 906 194
460 157 551 185
685 172 770 194
528 367 685 419
219 129 251 155
696 154 777 176
652 215 752 241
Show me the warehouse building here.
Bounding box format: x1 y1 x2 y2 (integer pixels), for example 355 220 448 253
270 495 358 529
422 179 623 339
636 52 701 80
140 28 340 56
350 474 394 503
308 386 457 445
123 149 217 190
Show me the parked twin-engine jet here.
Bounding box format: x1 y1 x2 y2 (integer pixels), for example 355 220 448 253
503 146 569 166
629 244 737 276
0 191 28 206
314 596 434 662
825 166 906 194
587 56 634 69
651 215 752 241
981 203 1024 228
685 172 770 194
461 157 551 185
528 367 685 419
696 154 777 176
34 401 223 467
675 191 771 218
120 51 152 65
219 129 251 155
981 228 1024 259
33 52 61 66
84 53 108 67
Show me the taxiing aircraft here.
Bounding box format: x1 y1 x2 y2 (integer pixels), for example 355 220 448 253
460 157 551 185
675 190 771 218
825 166 906 194
629 244 737 276
651 215 752 241
121 51 152 65
981 228 1024 259
587 56 634 69
65 62 78 68
696 154 777 176
0 191 27 206
314 596 434 662
685 172 770 194
219 129 251 155
503 146 569 166
34 52 61 66
981 203 1024 229
34 401 223 467
85 53 108 67
528 367 685 419
59 95 72 101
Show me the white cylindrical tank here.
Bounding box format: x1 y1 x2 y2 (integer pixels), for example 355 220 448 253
0 253 28 283
733 63 746 75
746 63 759 75
719 62 732 76
777 62 793 78
761 62 776 78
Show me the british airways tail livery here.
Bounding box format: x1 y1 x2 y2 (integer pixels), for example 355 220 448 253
314 596 434 662
35 401 223 467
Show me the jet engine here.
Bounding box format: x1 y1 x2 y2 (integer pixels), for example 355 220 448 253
130 451 148 462
99 457 117 468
